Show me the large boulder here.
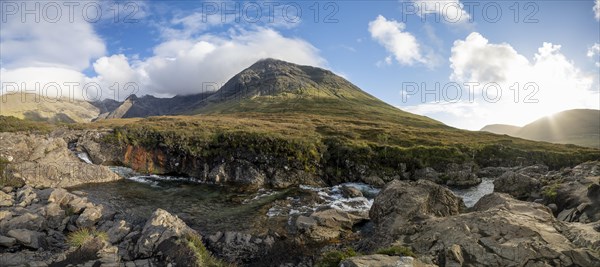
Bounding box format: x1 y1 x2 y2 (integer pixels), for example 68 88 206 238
0 132 121 188
295 208 368 241
441 163 481 187
493 171 540 199
135 208 198 258
340 255 431 267
370 180 465 227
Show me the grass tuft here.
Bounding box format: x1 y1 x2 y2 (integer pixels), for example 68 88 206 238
67 228 108 247
183 233 229 267
315 248 359 267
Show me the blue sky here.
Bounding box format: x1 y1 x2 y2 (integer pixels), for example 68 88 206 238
1 0 599 129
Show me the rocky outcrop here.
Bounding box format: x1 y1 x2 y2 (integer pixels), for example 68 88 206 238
206 231 275 264
135 208 197 258
367 189 600 267
0 186 215 266
542 161 600 223
370 180 465 230
295 208 368 241
340 255 431 267
493 171 541 199
413 163 481 187
0 132 120 188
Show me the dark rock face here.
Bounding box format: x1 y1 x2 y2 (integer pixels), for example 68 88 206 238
493 171 541 199
206 231 275 264
365 185 600 267
541 161 600 223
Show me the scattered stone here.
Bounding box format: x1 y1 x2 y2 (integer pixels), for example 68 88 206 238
135 209 198 258
16 186 37 207
7 229 45 249
0 190 14 207
0 235 16 247
1 212 45 232
341 185 363 198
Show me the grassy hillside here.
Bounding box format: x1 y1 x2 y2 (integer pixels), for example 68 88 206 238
481 109 600 148
0 93 100 123
516 109 600 148
84 113 599 173
480 124 521 136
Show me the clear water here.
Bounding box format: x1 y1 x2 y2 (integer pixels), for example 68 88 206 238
71 167 379 235
71 176 290 234
450 178 494 207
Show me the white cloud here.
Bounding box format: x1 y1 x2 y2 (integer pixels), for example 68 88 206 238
410 0 471 23
587 43 600 67
368 15 424 65
450 32 530 83
402 32 599 130
594 0 600 21
1 2 324 100
137 28 325 96
0 3 105 70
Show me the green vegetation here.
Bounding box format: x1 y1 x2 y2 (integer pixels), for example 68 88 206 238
88 112 599 178
542 183 561 201
315 248 359 267
375 245 416 257
183 233 229 267
66 228 108 247
0 115 54 133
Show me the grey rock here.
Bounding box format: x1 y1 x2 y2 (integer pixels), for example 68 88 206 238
7 229 45 249
16 186 37 207
0 132 121 188
76 204 107 228
0 235 16 247
370 180 465 227
443 163 481 187
0 190 13 207
41 203 66 230
341 185 363 198
107 220 131 244
135 208 198 258
389 193 600 266
548 203 558 212
340 255 430 267
1 212 45 233
493 171 540 199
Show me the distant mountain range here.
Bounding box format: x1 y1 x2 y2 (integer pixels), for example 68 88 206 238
1 58 440 127
481 109 600 148
2 59 598 150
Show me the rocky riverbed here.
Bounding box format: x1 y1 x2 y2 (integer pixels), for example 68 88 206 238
1 131 599 266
